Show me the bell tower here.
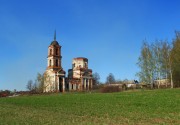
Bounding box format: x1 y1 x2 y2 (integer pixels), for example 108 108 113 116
47 31 62 71
44 31 66 93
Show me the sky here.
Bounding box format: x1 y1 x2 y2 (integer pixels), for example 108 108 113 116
0 0 180 91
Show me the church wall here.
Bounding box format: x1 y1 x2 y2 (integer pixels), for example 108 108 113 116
69 83 72 91
73 70 81 79
44 72 57 92
73 59 88 69
73 60 84 69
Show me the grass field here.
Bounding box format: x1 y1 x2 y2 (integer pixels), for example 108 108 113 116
0 89 180 125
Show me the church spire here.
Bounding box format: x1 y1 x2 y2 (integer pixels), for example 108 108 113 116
50 30 59 46
54 30 56 41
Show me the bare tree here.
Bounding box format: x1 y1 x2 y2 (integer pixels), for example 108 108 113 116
138 39 175 89
36 73 44 93
153 41 164 88
169 52 173 88
92 72 100 85
137 41 155 88
26 80 33 91
106 73 116 84
33 80 38 93
161 41 173 88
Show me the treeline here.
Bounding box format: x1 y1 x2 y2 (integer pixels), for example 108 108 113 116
92 72 138 93
137 31 180 88
92 72 135 86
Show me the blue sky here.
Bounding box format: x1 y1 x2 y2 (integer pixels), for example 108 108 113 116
0 0 180 91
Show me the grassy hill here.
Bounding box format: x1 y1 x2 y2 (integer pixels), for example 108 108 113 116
0 89 180 125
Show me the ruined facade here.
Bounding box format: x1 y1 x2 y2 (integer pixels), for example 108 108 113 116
44 32 93 92
68 57 93 91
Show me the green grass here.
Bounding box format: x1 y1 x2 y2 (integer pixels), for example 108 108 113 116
0 89 180 125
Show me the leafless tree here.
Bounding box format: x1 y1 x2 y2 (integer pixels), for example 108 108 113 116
36 73 44 93
106 73 116 84
92 72 100 85
26 80 33 91
137 41 155 88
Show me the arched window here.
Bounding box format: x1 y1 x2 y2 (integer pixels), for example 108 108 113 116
76 84 78 90
72 84 73 90
56 48 58 55
49 60 51 66
84 62 87 68
73 63 75 68
50 49 52 55
56 59 58 67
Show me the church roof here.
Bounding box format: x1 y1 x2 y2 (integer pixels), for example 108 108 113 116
58 68 66 74
74 57 88 61
50 40 59 46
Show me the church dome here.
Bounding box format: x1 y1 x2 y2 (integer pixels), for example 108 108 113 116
51 40 59 46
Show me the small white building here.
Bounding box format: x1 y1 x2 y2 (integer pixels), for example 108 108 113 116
153 79 170 88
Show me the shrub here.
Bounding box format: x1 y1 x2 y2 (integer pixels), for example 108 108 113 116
0 90 11 97
100 85 122 93
92 84 104 90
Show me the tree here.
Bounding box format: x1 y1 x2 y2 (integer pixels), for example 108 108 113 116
33 80 38 93
26 73 47 93
122 79 129 84
137 41 155 87
137 40 172 88
137 32 180 88
36 73 44 93
161 41 173 88
153 41 164 88
106 73 115 84
92 72 100 85
26 80 33 91
171 31 180 87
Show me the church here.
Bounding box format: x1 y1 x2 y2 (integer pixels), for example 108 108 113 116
43 32 93 92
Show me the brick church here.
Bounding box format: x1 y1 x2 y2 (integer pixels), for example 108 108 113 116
43 32 93 92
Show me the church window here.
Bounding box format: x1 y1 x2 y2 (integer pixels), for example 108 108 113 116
84 62 87 68
50 49 52 55
73 63 75 68
56 59 58 67
56 48 58 55
49 60 51 66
